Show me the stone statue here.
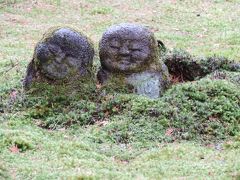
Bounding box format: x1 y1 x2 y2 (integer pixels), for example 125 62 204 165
23 27 94 89
97 23 170 98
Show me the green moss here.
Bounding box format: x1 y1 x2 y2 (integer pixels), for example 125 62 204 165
100 74 134 94
1 0 240 178
0 164 9 180
90 75 240 144
224 134 240 149
6 69 239 144
0 128 39 152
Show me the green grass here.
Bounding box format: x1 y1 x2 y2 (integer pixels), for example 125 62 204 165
1 121 240 179
0 0 240 179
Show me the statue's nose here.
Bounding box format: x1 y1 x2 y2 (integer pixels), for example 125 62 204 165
119 46 130 56
55 57 63 63
55 52 65 64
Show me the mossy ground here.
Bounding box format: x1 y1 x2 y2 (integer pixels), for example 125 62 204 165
1 70 240 179
1 120 240 179
1 0 240 179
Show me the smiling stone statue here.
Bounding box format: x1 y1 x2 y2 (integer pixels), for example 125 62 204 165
23 27 94 89
97 23 170 98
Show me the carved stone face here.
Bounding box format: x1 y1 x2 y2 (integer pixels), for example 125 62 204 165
35 28 94 80
99 24 156 73
97 24 170 98
36 43 80 79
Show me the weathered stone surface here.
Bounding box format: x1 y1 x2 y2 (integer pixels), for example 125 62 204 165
23 27 94 88
97 23 170 98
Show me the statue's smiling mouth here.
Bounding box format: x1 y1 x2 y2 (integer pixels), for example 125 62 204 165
119 56 130 62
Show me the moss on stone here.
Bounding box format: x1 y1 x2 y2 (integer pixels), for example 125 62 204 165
23 27 95 89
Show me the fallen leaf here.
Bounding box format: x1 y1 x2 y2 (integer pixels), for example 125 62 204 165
165 128 174 136
10 90 18 100
96 120 109 126
104 111 110 117
113 106 119 112
9 145 20 153
96 83 102 89
170 74 184 84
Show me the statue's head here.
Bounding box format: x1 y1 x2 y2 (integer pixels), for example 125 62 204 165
34 28 94 80
99 23 159 73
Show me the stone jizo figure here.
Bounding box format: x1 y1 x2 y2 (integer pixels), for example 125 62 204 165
97 23 170 98
23 27 94 88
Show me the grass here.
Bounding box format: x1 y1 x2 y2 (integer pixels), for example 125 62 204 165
0 0 240 179
1 121 240 179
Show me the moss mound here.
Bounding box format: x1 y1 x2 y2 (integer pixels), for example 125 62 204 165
91 75 240 144
3 70 237 144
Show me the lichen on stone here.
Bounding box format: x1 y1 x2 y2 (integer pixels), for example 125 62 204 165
97 23 170 98
23 27 95 89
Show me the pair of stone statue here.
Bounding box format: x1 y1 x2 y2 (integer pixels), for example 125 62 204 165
23 23 170 99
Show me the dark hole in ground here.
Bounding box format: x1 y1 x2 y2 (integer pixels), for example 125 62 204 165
158 45 240 83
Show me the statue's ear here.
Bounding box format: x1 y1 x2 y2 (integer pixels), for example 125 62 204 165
157 40 166 53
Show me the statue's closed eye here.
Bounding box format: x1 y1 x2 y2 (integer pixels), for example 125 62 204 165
129 47 141 52
129 43 142 52
109 39 121 49
110 45 120 49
